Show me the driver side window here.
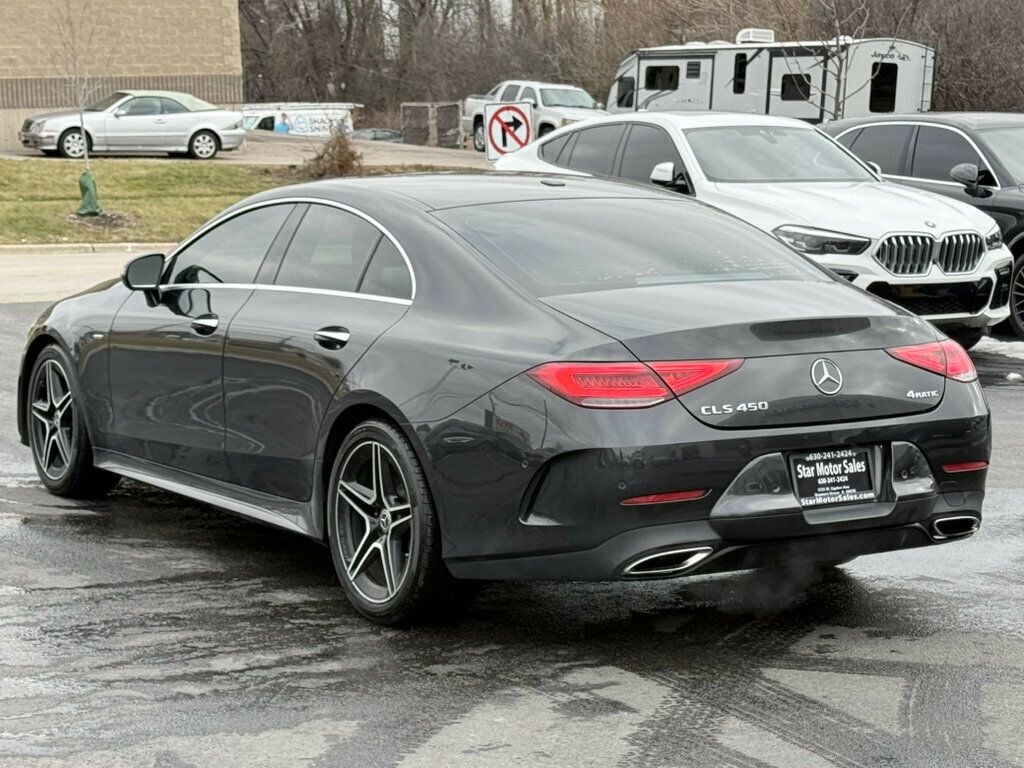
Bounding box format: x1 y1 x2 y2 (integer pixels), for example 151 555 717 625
169 205 293 285
122 97 162 116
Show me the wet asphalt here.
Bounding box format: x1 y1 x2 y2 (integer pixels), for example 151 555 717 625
2 299 1024 768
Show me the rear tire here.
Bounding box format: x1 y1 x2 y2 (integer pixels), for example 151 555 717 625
327 419 477 625
188 130 219 160
947 328 985 350
473 120 485 152
26 345 119 497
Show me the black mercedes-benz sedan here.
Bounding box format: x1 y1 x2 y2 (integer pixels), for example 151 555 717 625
18 173 990 624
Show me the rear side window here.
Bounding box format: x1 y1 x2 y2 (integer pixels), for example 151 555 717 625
847 124 913 174
781 74 812 101
911 126 982 181
618 124 684 184
499 84 520 101
434 198 826 298
645 66 679 91
169 204 292 285
539 133 571 163
276 205 382 292
159 98 188 114
359 238 412 300
566 125 625 175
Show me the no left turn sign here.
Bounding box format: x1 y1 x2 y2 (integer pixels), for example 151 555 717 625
485 102 533 162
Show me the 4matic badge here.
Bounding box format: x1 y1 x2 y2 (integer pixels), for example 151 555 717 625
907 389 940 400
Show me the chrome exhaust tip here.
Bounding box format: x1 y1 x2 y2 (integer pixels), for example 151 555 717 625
931 515 980 541
623 546 714 578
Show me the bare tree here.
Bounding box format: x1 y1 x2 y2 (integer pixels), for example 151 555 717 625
51 0 106 170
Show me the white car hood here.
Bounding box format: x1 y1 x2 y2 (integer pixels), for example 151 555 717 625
701 180 998 238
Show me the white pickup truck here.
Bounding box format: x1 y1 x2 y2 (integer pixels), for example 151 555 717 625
462 80 606 151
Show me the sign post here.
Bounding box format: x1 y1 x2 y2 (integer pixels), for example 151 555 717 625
484 102 533 162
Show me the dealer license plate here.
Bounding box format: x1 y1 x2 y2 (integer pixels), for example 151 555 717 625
790 447 875 508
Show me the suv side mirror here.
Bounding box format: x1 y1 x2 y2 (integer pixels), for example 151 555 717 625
650 161 690 192
122 253 165 292
950 162 984 197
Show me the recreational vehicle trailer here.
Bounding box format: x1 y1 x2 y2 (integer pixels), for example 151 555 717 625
607 29 935 123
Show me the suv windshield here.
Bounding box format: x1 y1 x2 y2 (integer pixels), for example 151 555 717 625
86 92 129 111
434 198 827 297
978 126 1024 183
685 126 875 183
540 88 597 109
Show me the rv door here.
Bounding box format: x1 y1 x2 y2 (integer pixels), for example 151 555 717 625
638 56 713 112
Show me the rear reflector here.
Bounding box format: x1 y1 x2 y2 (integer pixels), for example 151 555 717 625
621 489 709 506
885 339 977 383
528 359 744 408
649 359 743 396
941 461 989 473
528 362 671 408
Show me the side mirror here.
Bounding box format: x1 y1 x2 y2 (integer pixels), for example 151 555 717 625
122 253 165 292
950 162 983 196
113 109 126 118
650 161 676 185
866 161 882 177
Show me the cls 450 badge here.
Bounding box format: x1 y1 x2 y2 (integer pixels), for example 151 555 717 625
700 401 769 416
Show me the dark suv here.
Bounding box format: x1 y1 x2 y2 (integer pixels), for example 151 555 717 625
824 113 1024 336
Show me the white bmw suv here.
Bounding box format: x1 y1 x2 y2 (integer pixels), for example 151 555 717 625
495 112 1012 348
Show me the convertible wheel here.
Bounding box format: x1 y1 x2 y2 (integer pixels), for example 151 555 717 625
27 346 119 497
58 128 87 159
188 130 219 160
327 420 476 625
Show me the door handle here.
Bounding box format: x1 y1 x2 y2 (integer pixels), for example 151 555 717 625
154 118 167 124
191 314 219 335
314 327 350 350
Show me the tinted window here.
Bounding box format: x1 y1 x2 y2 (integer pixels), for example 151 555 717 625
618 124 683 183
566 125 625 175
686 61 702 79
733 54 747 94
170 205 292 284
848 124 913 174
616 77 635 108
435 199 826 298
835 128 861 149
360 238 412 300
781 74 812 101
160 97 188 114
520 87 537 104
123 97 161 116
276 205 382 292
539 133 571 163
499 84 520 101
869 63 898 113
685 126 874 183
645 66 679 91
911 126 981 181
978 126 1024 182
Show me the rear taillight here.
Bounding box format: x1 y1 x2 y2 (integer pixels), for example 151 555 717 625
942 460 989 473
885 339 977 383
528 359 743 408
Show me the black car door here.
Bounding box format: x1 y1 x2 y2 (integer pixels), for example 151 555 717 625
900 124 997 206
107 203 297 480
222 202 413 500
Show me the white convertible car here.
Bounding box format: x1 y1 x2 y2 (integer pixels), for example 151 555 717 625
18 90 246 160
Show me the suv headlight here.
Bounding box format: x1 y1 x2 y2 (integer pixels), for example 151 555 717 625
773 225 871 256
985 226 1003 250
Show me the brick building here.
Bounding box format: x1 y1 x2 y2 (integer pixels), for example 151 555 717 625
0 0 243 151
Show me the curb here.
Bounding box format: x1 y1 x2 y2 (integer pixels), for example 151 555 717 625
0 242 175 255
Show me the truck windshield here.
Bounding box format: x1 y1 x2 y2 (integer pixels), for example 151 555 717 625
540 89 597 109
684 126 875 183
978 126 1024 183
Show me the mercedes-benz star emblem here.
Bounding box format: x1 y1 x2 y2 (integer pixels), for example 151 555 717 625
811 358 843 396
925 220 936 228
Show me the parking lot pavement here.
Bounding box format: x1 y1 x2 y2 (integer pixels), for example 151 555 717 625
2 291 1024 767
3 131 492 170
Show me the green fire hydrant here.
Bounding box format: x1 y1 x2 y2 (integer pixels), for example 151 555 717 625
77 169 102 216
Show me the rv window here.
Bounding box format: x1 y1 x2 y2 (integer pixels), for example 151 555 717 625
616 77 636 108
566 124 625 176
733 54 748 94
911 126 982 182
645 66 679 92
848 125 913 174
686 61 702 79
780 74 812 102
869 63 898 113
618 124 685 186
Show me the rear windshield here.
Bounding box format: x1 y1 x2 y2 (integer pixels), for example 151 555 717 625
433 198 828 297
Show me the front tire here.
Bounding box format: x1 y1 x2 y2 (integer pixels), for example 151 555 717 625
327 419 475 625
57 128 87 159
26 345 119 497
538 124 554 138
188 130 219 160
